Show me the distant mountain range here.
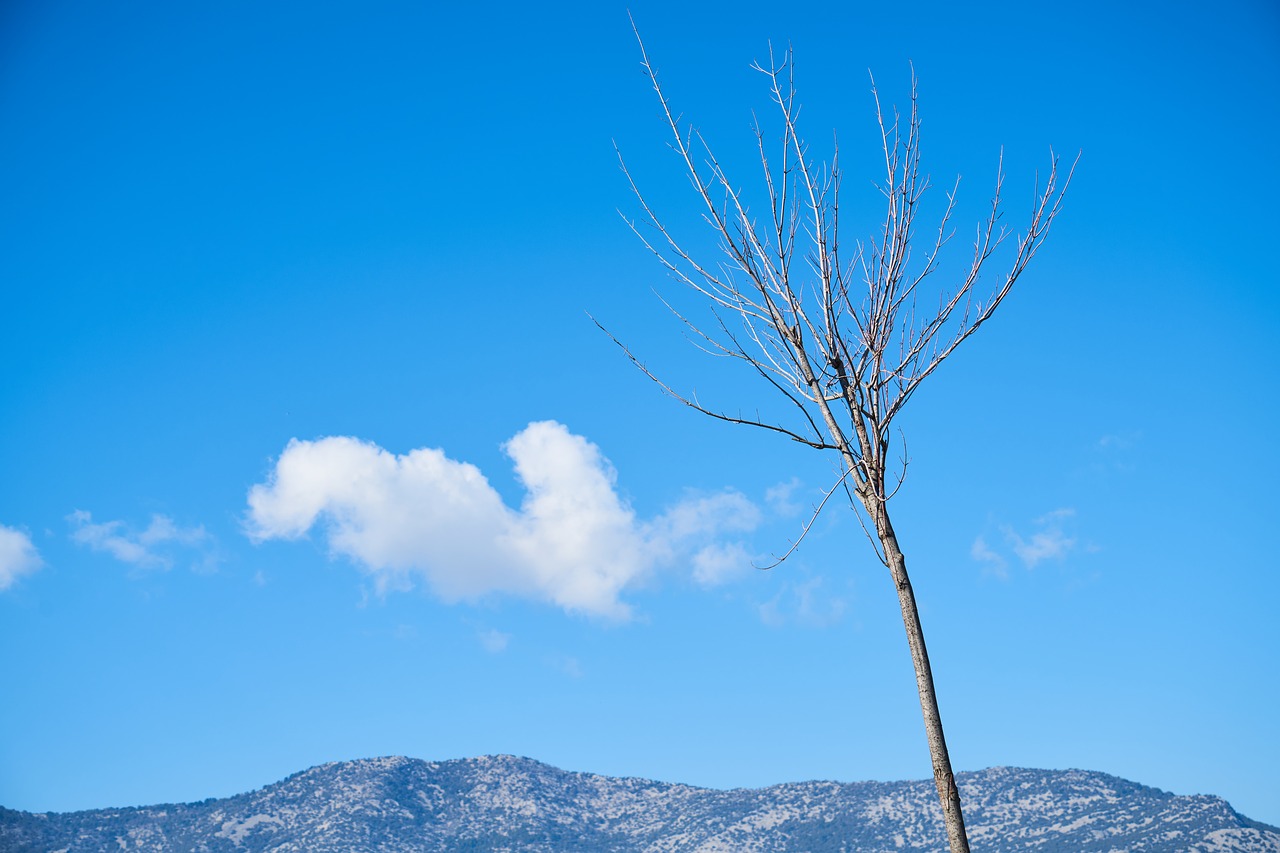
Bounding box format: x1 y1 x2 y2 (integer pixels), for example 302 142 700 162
2 755 1276 852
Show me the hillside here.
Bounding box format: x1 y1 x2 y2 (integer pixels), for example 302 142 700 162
2 756 1277 852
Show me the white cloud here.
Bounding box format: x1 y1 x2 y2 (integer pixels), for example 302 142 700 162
970 535 1008 579
973 508 1078 573
245 421 761 620
478 628 510 653
765 478 804 517
649 490 760 541
68 510 217 572
690 542 754 587
759 576 847 628
550 655 583 678
1098 431 1141 450
0 524 42 591
1089 432 1140 477
648 490 760 587
1006 508 1077 568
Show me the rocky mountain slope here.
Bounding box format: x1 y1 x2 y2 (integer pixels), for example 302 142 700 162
2 755 1276 852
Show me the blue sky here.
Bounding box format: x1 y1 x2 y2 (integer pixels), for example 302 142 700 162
3 0 1278 830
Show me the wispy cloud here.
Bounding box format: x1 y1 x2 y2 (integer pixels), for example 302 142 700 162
690 542 754 587
0 524 42 592
68 511 218 572
550 655 583 678
972 508 1079 575
1097 431 1141 451
1087 431 1141 477
244 420 761 621
647 490 760 588
970 536 1008 579
478 628 510 654
1006 508 1077 568
765 478 804 517
759 575 848 628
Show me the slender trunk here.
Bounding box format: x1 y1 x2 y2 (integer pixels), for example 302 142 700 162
875 508 971 853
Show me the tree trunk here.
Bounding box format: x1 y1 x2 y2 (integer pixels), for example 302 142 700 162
876 509 971 853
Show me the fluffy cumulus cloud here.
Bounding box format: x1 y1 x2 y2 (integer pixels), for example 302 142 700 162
68 511 218 572
245 421 760 620
0 524 43 591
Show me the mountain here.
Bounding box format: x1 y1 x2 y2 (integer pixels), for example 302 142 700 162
2 756 1277 852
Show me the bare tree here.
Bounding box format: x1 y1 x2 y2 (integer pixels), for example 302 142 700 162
606 29 1076 853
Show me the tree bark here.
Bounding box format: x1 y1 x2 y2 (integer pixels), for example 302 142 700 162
875 509 971 853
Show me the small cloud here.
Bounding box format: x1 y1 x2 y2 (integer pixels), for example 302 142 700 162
765 478 804 517
1005 508 1076 568
649 489 759 545
478 628 510 654
252 570 267 586
759 575 847 628
974 508 1078 572
394 624 418 641
0 524 43 591
1097 432 1140 451
244 421 763 621
650 489 759 588
690 541 753 587
68 510 218 573
1035 507 1076 524
548 655 583 678
1089 432 1141 476
970 536 1008 579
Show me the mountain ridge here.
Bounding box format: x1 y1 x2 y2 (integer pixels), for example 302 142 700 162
3 755 1276 852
